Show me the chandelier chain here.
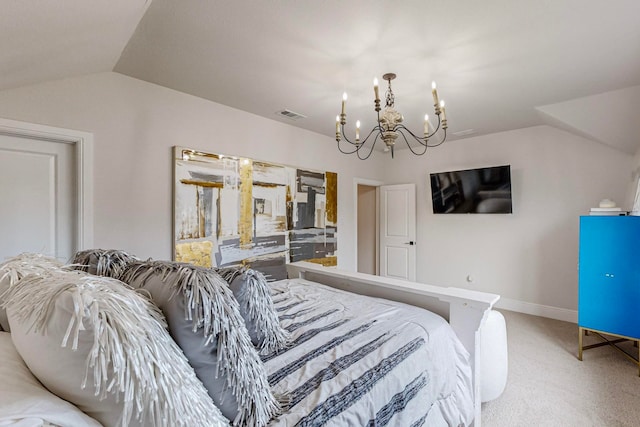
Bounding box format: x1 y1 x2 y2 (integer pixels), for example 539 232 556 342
385 79 395 108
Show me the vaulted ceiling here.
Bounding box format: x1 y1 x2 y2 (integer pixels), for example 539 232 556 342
2 0 640 154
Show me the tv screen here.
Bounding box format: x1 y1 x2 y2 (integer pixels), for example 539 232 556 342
430 165 512 214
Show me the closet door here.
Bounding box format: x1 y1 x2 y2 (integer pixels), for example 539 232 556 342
0 133 76 261
379 183 416 281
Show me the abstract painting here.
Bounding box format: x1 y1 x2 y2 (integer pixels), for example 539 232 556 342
173 146 337 280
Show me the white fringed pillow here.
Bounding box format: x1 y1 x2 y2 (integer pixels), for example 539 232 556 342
70 248 140 278
215 267 290 354
4 270 229 427
0 253 65 332
119 261 283 427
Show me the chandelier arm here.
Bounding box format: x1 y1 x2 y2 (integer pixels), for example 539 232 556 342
340 123 382 147
397 129 428 156
356 132 380 160
375 111 386 138
337 140 362 155
395 119 447 147
427 128 448 148
412 113 442 140
429 114 446 137
360 126 381 145
339 124 359 146
394 114 443 142
338 124 386 158
395 124 428 147
426 114 442 139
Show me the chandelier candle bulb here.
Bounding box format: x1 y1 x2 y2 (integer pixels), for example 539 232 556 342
431 81 439 106
336 115 340 135
424 114 429 136
356 120 361 141
373 78 380 101
440 100 447 122
341 92 347 115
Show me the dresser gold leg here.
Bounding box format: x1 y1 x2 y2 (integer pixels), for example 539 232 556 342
580 327 640 374
578 327 584 361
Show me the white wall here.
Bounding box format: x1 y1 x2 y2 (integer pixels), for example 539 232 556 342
0 72 385 269
382 126 634 319
0 72 634 320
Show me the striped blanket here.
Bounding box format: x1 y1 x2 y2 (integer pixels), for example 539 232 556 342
264 278 474 427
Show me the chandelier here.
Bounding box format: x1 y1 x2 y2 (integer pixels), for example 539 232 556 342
336 73 448 159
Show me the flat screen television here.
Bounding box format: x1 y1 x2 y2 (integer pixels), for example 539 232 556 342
430 165 512 214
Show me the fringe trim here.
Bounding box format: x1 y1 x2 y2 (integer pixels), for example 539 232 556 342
3 271 228 427
216 267 244 285
238 269 292 355
120 261 283 427
70 249 140 278
0 252 65 287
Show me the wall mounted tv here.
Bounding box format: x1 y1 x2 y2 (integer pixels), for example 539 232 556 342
430 165 512 214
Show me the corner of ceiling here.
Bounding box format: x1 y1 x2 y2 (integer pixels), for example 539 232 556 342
536 86 640 156
535 107 610 148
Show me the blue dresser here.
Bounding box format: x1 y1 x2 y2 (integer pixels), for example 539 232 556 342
578 215 640 374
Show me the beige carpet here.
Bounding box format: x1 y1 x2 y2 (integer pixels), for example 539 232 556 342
481 310 640 427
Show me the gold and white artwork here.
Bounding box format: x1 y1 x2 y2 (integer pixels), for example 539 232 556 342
173 147 337 280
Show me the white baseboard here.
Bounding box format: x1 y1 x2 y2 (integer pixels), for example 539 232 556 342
494 297 577 323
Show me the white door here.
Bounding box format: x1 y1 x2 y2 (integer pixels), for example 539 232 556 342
379 183 416 281
0 133 76 262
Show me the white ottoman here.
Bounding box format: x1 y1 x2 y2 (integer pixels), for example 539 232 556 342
480 310 508 402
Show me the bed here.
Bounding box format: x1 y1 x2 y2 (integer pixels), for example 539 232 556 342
0 256 499 427
263 277 475 426
283 262 501 427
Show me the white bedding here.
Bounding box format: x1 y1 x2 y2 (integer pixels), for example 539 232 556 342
0 278 475 427
264 278 475 427
0 332 102 427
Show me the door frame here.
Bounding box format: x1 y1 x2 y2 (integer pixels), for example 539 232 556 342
0 117 94 250
353 177 384 274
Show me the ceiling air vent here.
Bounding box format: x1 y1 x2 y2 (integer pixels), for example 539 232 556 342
276 109 306 120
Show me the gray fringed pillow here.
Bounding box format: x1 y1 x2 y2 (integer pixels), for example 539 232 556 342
0 253 65 332
216 267 291 354
70 248 139 278
5 270 229 427
119 260 283 427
